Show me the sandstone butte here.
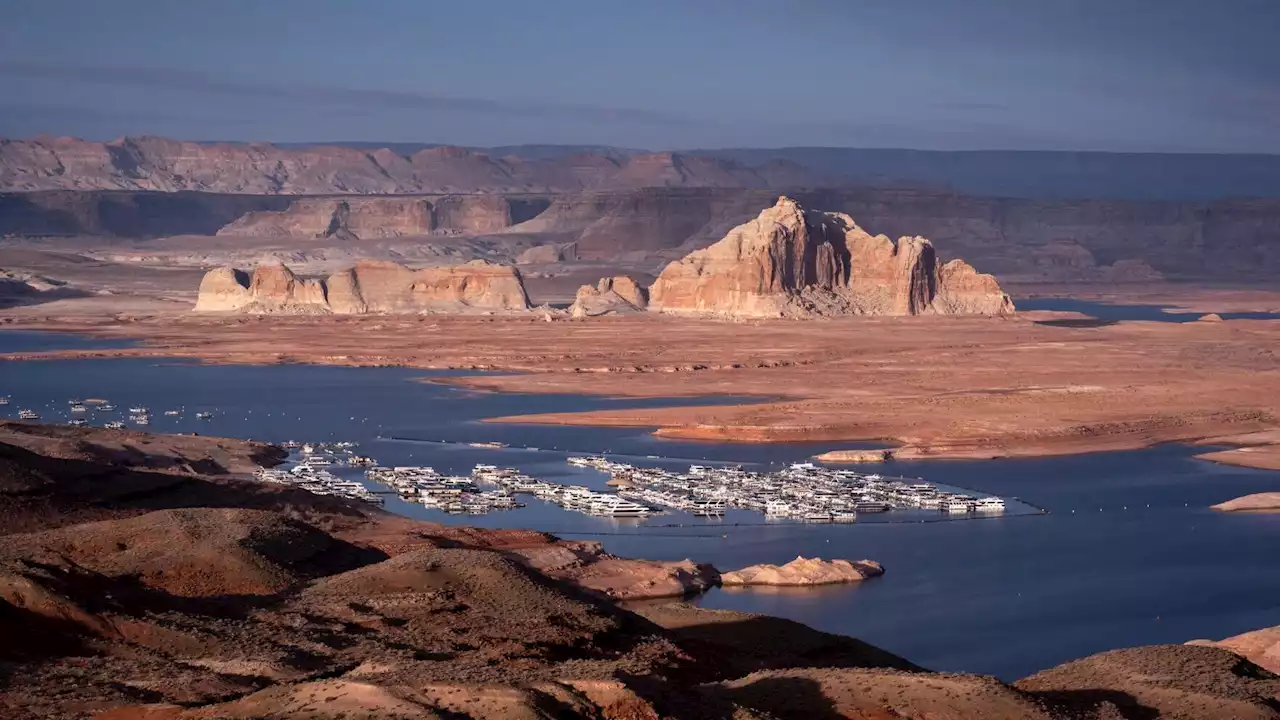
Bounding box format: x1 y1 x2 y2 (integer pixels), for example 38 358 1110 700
569 275 649 318
648 196 1014 318
193 258 531 314
719 556 885 587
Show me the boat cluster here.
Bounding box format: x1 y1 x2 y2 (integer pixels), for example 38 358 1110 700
253 441 382 504
366 464 523 514
255 465 382 504
472 464 654 517
573 457 1006 520
4 397 217 428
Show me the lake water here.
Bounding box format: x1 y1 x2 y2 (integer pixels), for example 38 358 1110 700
2 331 1279 680
1018 297 1280 322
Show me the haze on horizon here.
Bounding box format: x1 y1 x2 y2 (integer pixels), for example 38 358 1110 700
1 0 1277 154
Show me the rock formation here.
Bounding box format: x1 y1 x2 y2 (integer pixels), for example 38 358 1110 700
515 241 578 264
1189 625 1280 674
509 540 718 600
569 275 649 318
0 269 82 308
191 266 253 312
719 556 885 586
648 196 1014 318
193 259 530 314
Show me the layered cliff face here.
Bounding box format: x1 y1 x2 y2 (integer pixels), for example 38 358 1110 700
0 136 820 194
215 196 520 240
193 259 530 314
648 197 1013 318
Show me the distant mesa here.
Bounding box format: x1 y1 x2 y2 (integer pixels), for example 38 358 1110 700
720 556 885 587
194 259 531 314
0 135 821 194
648 196 1014 318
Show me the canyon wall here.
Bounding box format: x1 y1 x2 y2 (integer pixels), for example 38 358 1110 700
648 197 1013 317
193 258 530 314
0 136 818 194
213 196 527 240
4 185 1279 282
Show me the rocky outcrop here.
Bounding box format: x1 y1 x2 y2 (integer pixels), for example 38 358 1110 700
569 275 649 318
191 266 253 312
1211 492 1280 512
1189 626 1280 674
193 259 530 314
515 242 578 264
648 196 1013 318
509 541 718 600
720 556 885 586
0 269 82 309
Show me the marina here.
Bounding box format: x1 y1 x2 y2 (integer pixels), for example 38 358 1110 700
0 351 1278 680
252 444 1010 524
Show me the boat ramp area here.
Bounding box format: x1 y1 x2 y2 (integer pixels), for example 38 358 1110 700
252 442 1008 522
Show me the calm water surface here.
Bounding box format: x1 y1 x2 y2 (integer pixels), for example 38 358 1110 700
1018 297 1280 322
2 331 1278 680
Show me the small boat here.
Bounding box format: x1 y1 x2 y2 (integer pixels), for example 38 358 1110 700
0 396 9 405
129 407 148 414
104 421 126 429
17 409 38 420
69 418 87 426
468 441 508 449
164 410 181 416
98 404 115 411
195 412 213 419
70 404 88 413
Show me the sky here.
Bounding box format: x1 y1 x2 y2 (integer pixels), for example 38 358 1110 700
1 0 1277 152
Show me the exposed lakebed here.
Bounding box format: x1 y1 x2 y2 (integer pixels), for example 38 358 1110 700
2 330 1279 681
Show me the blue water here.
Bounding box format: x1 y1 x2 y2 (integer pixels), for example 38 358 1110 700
2 337 1279 681
0 329 139 352
1018 297 1280 322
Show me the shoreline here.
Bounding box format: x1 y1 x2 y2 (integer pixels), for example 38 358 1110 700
3 312 1280 468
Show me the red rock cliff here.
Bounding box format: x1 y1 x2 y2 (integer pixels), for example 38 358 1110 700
648 197 1013 318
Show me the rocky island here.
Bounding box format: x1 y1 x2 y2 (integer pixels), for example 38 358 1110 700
720 556 886 586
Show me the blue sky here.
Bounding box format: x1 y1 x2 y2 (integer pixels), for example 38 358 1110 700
1 0 1277 152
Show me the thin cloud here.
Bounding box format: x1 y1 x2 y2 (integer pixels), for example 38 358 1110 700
0 61 701 128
